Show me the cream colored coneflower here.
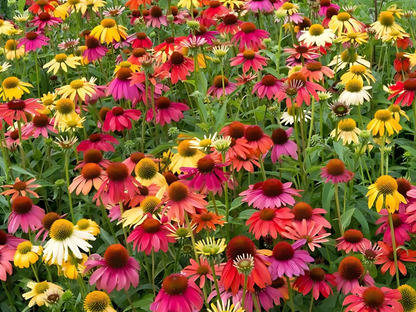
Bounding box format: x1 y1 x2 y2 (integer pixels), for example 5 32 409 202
298 24 336 47
331 118 361 145
329 12 363 36
43 54 82 74
339 78 372 105
341 64 375 85
371 11 406 38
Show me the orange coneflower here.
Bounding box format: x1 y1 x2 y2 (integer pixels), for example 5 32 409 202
192 211 225 233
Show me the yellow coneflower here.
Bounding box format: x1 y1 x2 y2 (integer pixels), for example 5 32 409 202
0 77 33 101
279 2 300 15
135 158 168 187
53 98 75 126
208 300 245 312
120 194 164 227
329 12 363 36
114 61 140 73
84 291 116 312
298 24 336 47
382 30 409 43
74 219 100 236
22 281 63 307
189 133 217 152
195 237 227 258
0 19 14 34
57 78 96 102
4 39 26 60
62 0 84 12
38 92 58 114
219 0 244 10
339 78 372 105
166 222 197 240
328 50 371 71
338 32 368 46
331 118 361 145
387 4 404 19
371 11 406 38
405 52 416 68
367 109 402 136
80 0 106 15
52 2 70 20
367 175 406 212
14 241 43 268
43 54 82 74
398 285 416 312
341 64 375 85
58 112 85 132
169 140 206 174
13 12 30 23
177 0 199 9
90 18 127 44
389 104 409 122
60 253 88 279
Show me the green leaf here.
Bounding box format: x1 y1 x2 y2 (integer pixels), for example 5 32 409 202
341 208 355 229
333 139 344 162
239 209 257 219
150 143 176 156
10 165 36 178
230 197 243 211
353 208 370 238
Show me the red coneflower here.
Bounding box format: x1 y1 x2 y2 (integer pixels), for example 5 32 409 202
231 151 261 173
318 0 339 16
102 106 142 132
162 51 194 84
145 96 189 126
336 229 372 253
216 13 243 35
22 114 57 139
182 256 225 288
0 99 43 126
388 78 416 107
244 125 273 154
75 149 111 170
232 22 269 52
130 32 153 49
291 202 331 228
282 220 331 251
18 31 50 53
393 52 410 81
270 128 298 163
154 37 186 63
221 121 248 139
31 12 62 30
77 133 119 152
343 286 402 312
284 43 320 67
375 241 416 276
293 268 336 299
192 211 225 233
203 0 229 19
246 207 294 239
125 0 151 10
106 68 142 102
376 207 411 246
127 48 148 65
231 50 268 73
333 256 374 294
29 0 55 14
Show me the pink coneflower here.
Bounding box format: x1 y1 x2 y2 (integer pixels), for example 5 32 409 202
245 0 274 13
8 196 45 234
0 245 14 281
191 26 217 46
127 48 148 65
216 13 243 34
243 125 273 154
252 75 283 99
284 43 320 67
236 72 259 85
406 203 416 232
0 177 40 200
4 129 21 150
128 184 160 208
231 50 268 73
93 162 141 204
376 208 411 246
162 51 194 84
227 138 254 160
75 149 111 170
130 32 153 49
300 61 334 82
146 6 168 28
102 106 142 132
291 202 331 228
207 75 237 99
293 268 336 299
220 235 272 294
268 239 314 279
69 163 106 195
150 273 203 312
77 133 119 152
0 99 43 126
0 230 26 250
231 151 261 173
232 22 269 52
240 178 302 209
34 212 65 242
321 159 354 183
127 215 175 254
106 68 142 102
22 114 57 139
58 38 80 50
333 256 374 294
282 220 331 251
388 78 416 107
180 155 229 196
31 12 62 30
83 36 108 62
270 128 298 163
246 207 294 239
336 229 372 253
182 256 224 288
18 31 49 52
318 0 340 16
204 1 229 18
85 244 140 293
343 286 402 312
145 96 189 126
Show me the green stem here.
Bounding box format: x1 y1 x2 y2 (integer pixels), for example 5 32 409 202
17 120 26 170
1 281 15 312
309 292 314 312
64 151 74 222
119 201 132 254
334 183 344 236
276 22 283 73
184 213 199 264
307 98 315 149
252 292 261 312
258 156 267 181
34 50 41 98
30 263 40 282
242 274 248 308
388 213 401 288
209 258 223 309
124 290 138 312
286 276 295 312
151 249 156 297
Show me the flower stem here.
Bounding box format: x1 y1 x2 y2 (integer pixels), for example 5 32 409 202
242 274 248 308
209 258 223 309
17 120 26 170
151 249 156 297
251 292 261 312
309 292 314 312
64 151 74 222
30 263 40 282
307 98 315 149
388 213 401 288
184 213 199 264
124 290 138 312
119 201 132 255
286 276 295 312
334 183 344 236
1 281 15 312
258 156 267 181
98 197 118 242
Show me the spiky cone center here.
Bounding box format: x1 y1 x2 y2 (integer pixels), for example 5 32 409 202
88 133 101 142
196 265 210 275
199 211 214 222
3 77 20 89
350 64 367 74
309 267 326 282
223 14 238 25
136 158 158 180
7 99 25 111
68 0 80 4
244 125 264 142
42 212 60 230
331 102 350 116
104 244 129 268
163 172 178 185
99 107 110 120
389 105 401 113
261 75 277 87
338 256 364 280
81 163 102 180
37 0 49 6
178 140 197 157
362 287 385 309
142 218 162 233
391 213 402 228
273 241 294 260
101 18 116 28
132 48 146 57
282 2 294 9
116 68 133 81
85 36 100 49
325 159 345 176
34 281 49 294
150 6 162 17
162 274 188 295
292 202 313 220
55 54 68 63
345 79 363 92
12 196 33 214
259 208 276 221
39 12 51 21
168 181 189 202
341 50 358 63
227 235 257 259
261 179 284 197
287 72 307 85
346 32 358 39
404 79 416 91
379 12 395 26
10 130 19 140
338 118 356 131
271 128 289 145
130 152 145 164
399 285 416 312
228 121 245 139
155 96 170 109
111 106 124 116
26 31 38 40
213 75 229 88
196 156 215 173
170 52 184 65
106 162 129 181
271 277 285 288
397 178 411 197
363 249 378 261
56 98 75 114
84 291 111 312
50 219 74 241
306 61 323 71
76 219 91 230
141 196 161 214
5 40 17 51
0 230 7 245
33 114 49 128
84 149 103 164
243 50 256 60
17 241 33 254
337 12 351 21
138 186 149 196
375 175 398 195
343 229 364 243
309 24 324 36
241 22 256 34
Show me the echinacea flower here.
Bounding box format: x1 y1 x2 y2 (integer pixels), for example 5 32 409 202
146 6 168 28
4 39 26 60
0 245 14 281
75 219 100 236
329 12 363 35
328 50 371 71
252 74 283 99
150 274 203 312
243 125 273 154
134 158 167 187
398 285 416 312
195 237 227 258
388 78 416 107
83 35 108 62
91 18 127 43
162 51 194 84
282 220 330 251
8 196 45 234
339 78 372 105
208 75 237 99
18 31 50 52
1 178 40 200
0 19 15 34
35 212 64 242
232 22 269 52
0 77 33 101
336 229 372 253
146 96 189 126
318 0 339 16
293 268 336 299
331 118 361 145
367 109 403 137
69 163 105 195
343 286 402 312
57 78 96 102
230 50 268 73
376 241 416 276
321 159 354 184
23 281 63 308
84 291 116 312
22 114 57 138
217 13 243 35
102 106 142 132
14 241 42 268
182 256 224 288
246 207 294 239
299 24 336 46
367 175 407 213
169 140 206 174
208 300 244 312
300 61 334 82
371 11 405 39
333 256 374 294
0 98 43 126
284 43 320 66
376 208 411 246
43 53 81 74
120 195 163 228
291 202 331 228
75 149 111 170
270 128 298 163
84 244 140 293
77 133 119 152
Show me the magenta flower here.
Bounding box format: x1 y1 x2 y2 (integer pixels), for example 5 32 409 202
8 196 45 234
333 256 374 294
232 22 269 52
0 230 26 251
83 36 108 62
102 106 142 132
107 68 142 102
336 229 372 253
146 6 168 28
245 0 274 12
180 155 229 195
268 239 314 279
22 114 57 139
145 96 189 126
293 268 336 299
252 75 283 99
216 13 243 35
0 99 43 126
0 245 14 281
85 244 140 293
240 178 302 209
207 75 237 99
31 12 62 30
270 128 298 163
376 207 411 246
77 133 119 152
318 0 340 16
129 32 153 48
343 286 402 312
321 159 354 184
231 50 268 73
18 31 49 52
